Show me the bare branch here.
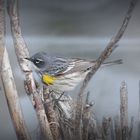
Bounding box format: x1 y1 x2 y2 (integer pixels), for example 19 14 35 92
1 49 31 140
79 0 137 97
6 0 54 139
0 1 31 139
75 0 137 137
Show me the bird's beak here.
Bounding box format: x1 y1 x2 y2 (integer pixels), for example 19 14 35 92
24 58 32 61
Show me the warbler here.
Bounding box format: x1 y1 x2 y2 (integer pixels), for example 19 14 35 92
26 52 122 92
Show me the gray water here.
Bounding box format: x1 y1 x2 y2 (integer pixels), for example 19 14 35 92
1 0 140 139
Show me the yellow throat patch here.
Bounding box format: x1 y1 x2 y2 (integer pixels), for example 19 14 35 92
42 74 56 85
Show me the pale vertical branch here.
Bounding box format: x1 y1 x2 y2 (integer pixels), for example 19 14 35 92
1 48 31 140
0 1 30 139
6 0 54 139
120 81 129 140
75 0 137 138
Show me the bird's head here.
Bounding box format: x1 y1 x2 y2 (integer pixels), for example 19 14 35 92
25 52 47 69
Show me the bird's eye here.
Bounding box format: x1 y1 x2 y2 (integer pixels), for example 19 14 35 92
33 58 45 68
34 59 43 64
35 60 40 64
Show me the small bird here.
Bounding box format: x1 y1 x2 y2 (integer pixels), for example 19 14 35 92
26 52 122 92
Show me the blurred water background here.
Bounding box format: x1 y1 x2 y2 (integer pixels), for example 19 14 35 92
0 0 140 139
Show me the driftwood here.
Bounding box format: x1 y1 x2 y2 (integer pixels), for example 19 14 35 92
74 0 138 139
6 0 54 139
0 0 30 139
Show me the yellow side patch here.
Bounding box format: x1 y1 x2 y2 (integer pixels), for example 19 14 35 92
42 74 56 85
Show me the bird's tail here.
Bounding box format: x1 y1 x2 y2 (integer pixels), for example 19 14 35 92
86 59 123 71
102 59 123 66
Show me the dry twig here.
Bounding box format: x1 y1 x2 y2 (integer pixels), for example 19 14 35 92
74 0 138 139
7 0 54 139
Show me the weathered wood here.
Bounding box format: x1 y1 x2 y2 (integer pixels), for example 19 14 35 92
6 0 54 139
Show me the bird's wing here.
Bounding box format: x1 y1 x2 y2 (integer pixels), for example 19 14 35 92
43 57 93 76
59 58 122 75
60 58 93 75
43 57 70 76
43 56 122 76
